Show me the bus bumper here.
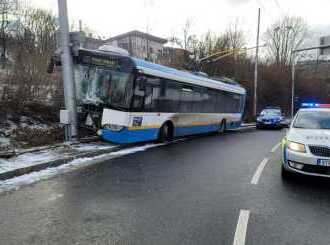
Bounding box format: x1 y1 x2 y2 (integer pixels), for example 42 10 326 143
100 128 159 144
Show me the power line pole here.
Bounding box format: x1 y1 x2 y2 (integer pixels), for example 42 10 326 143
291 51 296 118
254 8 261 116
57 0 78 140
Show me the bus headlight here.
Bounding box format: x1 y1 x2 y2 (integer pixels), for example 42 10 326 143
103 124 125 132
287 140 306 153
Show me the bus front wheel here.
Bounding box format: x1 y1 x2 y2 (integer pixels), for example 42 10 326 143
158 122 173 142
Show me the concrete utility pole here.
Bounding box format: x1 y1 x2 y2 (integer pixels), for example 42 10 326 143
57 0 78 140
254 8 261 116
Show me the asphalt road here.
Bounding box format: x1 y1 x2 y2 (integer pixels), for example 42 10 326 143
1 129 330 245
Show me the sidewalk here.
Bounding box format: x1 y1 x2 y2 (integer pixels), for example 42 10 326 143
0 142 120 180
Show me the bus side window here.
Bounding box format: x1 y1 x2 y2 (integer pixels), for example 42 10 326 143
193 87 203 113
179 87 194 113
161 80 180 112
144 76 161 112
217 91 226 113
204 89 217 113
132 76 146 111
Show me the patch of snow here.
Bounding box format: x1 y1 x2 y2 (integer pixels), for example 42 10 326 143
241 123 256 127
0 136 9 146
8 120 18 131
19 116 49 129
0 150 60 174
20 116 29 122
109 144 164 156
14 151 58 163
47 193 63 202
24 124 49 130
72 143 115 152
0 143 164 193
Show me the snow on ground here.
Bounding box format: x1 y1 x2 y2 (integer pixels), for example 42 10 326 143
0 150 60 174
0 114 58 148
72 143 115 152
0 142 116 175
241 123 256 127
0 136 9 146
19 116 49 129
0 143 164 194
108 144 163 156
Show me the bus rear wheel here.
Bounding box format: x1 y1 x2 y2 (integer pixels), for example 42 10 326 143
219 120 226 134
158 122 173 142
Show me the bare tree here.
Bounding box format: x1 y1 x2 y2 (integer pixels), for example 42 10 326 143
225 21 246 56
264 16 308 69
8 4 58 106
0 0 17 63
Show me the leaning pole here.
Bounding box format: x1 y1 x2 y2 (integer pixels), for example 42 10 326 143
57 0 78 140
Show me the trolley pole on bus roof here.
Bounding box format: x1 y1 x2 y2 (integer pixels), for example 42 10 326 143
57 0 78 140
254 8 261 116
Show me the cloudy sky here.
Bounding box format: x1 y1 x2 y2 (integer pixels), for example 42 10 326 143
29 0 330 45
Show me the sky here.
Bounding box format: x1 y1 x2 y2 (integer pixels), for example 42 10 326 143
28 0 330 46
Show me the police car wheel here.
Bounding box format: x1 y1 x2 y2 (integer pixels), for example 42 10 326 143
281 165 293 180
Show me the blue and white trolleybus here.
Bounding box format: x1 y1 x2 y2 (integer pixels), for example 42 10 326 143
73 45 246 144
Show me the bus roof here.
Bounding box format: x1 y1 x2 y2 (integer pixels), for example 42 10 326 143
76 48 246 95
132 58 246 95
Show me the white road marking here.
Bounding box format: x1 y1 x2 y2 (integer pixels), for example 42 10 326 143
251 158 269 185
270 142 281 153
47 194 63 202
233 209 250 245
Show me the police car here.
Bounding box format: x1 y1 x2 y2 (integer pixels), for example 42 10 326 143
282 104 330 178
256 107 284 129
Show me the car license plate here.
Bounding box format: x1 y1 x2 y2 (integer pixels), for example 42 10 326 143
264 121 271 124
317 159 330 167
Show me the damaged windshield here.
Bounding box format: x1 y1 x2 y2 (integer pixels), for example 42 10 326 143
75 65 134 109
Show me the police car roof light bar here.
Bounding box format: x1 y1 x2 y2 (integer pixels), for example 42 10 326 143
301 103 330 108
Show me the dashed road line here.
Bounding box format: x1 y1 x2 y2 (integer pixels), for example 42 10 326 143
270 142 281 153
251 158 269 185
233 210 250 245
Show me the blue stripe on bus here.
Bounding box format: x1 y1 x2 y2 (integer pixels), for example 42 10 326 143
175 124 220 136
101 121 242 144
102 128 159 144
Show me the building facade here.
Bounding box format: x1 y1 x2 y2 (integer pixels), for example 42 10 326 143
106 30 167 62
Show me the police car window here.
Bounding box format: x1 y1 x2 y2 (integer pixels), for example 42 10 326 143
293 111 330 129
